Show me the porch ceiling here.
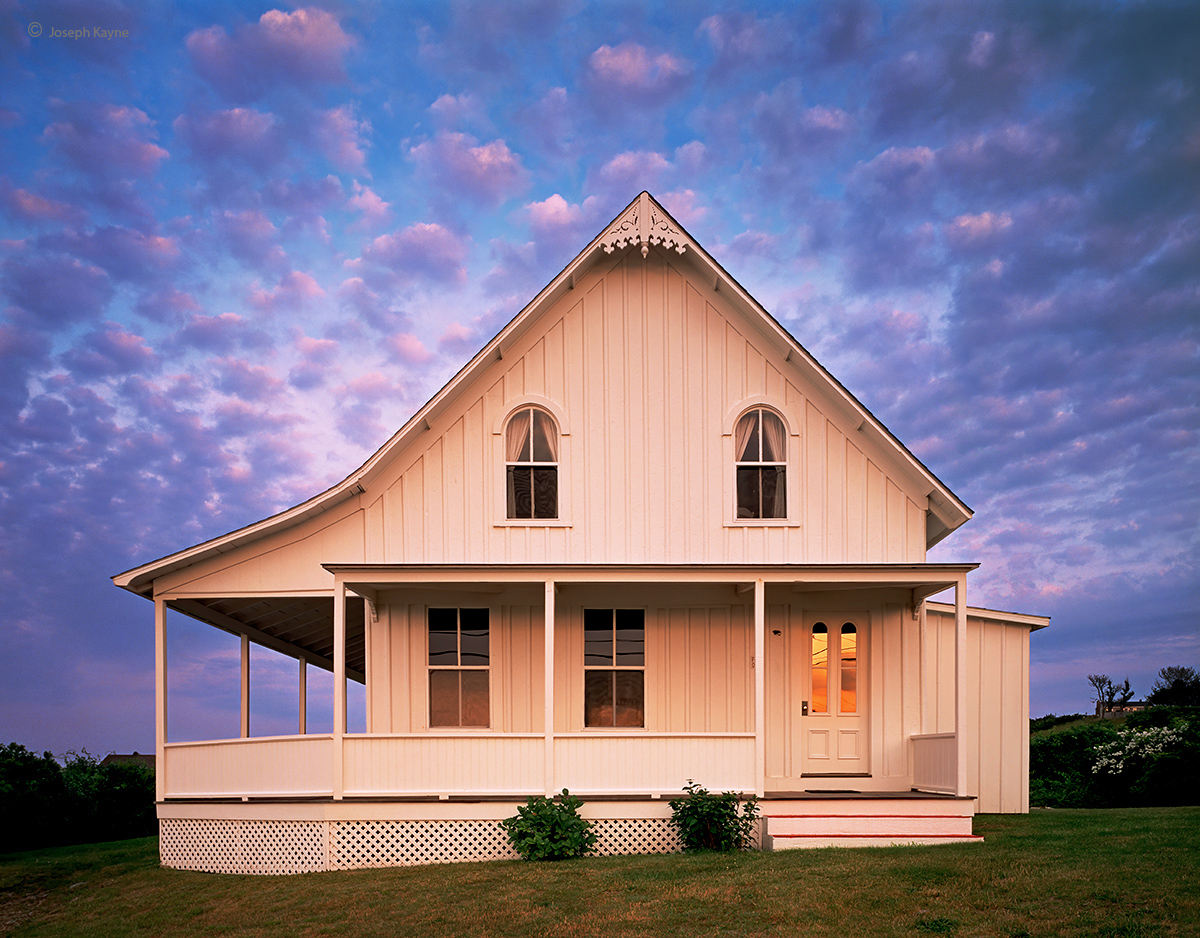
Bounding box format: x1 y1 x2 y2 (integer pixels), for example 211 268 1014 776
168 596 366 682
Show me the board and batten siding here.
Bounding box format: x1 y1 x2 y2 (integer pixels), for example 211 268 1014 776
921 607 1032 813
365 250 929 569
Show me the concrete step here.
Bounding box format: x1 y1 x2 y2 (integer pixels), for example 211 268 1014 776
761 796 981 849
767 813 974 837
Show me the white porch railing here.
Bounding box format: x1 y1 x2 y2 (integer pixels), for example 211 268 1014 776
911 733 957 794
342 734 544 795
555 733 756 794
164 735 335 798
163 733 756 799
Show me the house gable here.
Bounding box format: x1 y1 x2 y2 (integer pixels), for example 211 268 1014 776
115 192 970 597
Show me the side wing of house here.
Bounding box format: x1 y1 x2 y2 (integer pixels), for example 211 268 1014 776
923 602 1048 813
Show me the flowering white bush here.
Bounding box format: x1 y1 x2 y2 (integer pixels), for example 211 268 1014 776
1091 723 1188 776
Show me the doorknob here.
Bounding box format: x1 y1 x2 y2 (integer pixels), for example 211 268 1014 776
801 700 809 716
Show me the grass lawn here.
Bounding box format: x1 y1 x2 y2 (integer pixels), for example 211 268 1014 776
2 808 1197 938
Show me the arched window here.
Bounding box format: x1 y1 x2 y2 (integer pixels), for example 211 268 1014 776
735 408 786 518
506 407 559 519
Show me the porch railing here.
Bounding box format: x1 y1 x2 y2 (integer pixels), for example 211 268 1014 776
911 733 956 794
163 732 756 799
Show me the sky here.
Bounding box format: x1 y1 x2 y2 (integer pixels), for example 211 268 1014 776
0 0 1196 757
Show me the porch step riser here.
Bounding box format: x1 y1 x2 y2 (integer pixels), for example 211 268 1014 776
771 835 984 850
766 815 974 837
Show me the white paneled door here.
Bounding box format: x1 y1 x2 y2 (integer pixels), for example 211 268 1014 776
801 616 868 775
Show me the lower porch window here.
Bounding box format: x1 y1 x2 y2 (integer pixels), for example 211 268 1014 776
584 608 645 727
428 607 490 727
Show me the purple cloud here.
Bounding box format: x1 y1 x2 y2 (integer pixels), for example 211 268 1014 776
586 41 692 109
59 321 159 379
2 252 113 327
186 7 355 101
410 131 529 206
359 222 469 285
173 107 282 170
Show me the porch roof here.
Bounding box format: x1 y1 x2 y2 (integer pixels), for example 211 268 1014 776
325 562 979 602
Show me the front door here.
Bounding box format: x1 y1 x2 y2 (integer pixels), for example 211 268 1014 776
801 616 868 775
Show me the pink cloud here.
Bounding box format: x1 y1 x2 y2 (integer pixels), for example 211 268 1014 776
173 108 281 168
135 288 201 323
2 253 113 325
51 225 181 282
361 222 469 284
429 93 486 129
248 270 325 313
945 211 1014 252
187 7 355 100
60 322 159 378
43 102 168 180
410 131 529 206
216 210 287 269
348 182 390 230
0 183 86 225
388 333 433 364
315 106 369 172
588 41 691 103
525 193 603 241
590 150 673 194
174 312 272 353
660 189 706 226
212 357 284 400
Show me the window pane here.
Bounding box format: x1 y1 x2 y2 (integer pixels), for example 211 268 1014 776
762 466 786 518
584 609 613 665
507 466 532 519
459 608 489 665
811 623 828 713
614 609 644 666
532 410 556 462
840 624 857 714
429 670 460 726
460 670 490 727
428 608 458 665
736 466 761 518
584 670 613 726
614 671 644 726
532 467 558 519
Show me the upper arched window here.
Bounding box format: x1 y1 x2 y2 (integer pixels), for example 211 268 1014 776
735 408 786 519
506 407 559 519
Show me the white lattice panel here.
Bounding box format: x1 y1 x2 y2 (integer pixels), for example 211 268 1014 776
160 818 326 875
331 820 519 869
159 814 761 874
591 818 684 855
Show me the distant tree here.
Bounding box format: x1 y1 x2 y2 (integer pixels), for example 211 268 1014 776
1147 666 1200 707
1087 674 1134 714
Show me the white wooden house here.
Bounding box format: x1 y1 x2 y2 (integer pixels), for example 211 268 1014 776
114 192 1047 874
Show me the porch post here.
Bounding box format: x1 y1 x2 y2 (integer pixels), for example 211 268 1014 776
154 596 167 803
298 658 307 735
333 580 346 800
954 573 968 797
544 579 556 797
240 633 250 738
754 577 765 799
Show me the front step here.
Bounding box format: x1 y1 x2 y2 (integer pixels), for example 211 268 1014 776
763 796 982 849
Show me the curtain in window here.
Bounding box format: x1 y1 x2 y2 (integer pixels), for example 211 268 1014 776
735 411 757 461
506 410 531 461
532 409 558 461
761 410 785 461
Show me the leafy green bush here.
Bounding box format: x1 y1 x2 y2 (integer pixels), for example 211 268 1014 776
668 780 759 852
1029 723 1117 807
502 789 597 860
0 743 69 852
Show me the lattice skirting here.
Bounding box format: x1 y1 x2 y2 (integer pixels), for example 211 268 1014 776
159 816 713 875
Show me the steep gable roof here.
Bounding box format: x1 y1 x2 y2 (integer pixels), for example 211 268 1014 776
114 192 970 597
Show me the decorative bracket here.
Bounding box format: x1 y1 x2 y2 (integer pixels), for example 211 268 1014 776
600 192 689 257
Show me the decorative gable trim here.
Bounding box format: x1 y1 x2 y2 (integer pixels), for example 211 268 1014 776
600 191 690 257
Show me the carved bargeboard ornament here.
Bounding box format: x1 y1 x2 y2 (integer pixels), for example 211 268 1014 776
600 193 689 258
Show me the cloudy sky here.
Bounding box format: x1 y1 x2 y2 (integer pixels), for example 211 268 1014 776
1 0 1196 755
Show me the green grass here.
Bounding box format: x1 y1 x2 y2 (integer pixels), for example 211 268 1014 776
2 809 1198 937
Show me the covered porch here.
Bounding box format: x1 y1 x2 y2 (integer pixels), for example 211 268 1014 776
151 564 978 806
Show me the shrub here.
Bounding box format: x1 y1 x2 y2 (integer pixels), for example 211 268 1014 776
1028 722 1117 807
502 789 597 861
668 780 759 852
